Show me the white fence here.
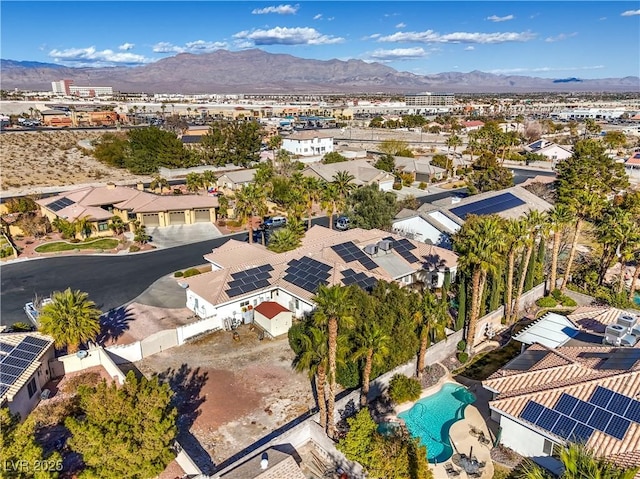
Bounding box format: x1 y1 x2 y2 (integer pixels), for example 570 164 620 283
49 346 126 384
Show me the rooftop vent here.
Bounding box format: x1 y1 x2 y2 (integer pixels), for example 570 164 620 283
451 196 462 204
377 239 393 251
364 244 378 256
617 314 638 332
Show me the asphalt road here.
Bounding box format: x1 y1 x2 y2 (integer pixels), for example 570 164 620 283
0 168 551 326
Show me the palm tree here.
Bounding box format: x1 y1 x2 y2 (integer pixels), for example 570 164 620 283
74 216 95 240
313 285 354 438
511 211 546 323
332 171 356 202
234 184 268 244
445 134 462 176
38 288 102 353
52 217 76 239
504 218 528 322
185 172 203 193
520 442 638 479
321 183 340 230
353 323 390 407
201 170 218 191
547 204 574 293
150 175 169 193
267 227 302 252
414 291 448 379
561 191 603 290
293 325 330 430
629 250 640 303
453 215 505 353
108 215 126 236
303 177 323 230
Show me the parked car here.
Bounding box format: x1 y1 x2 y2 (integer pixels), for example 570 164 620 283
335 216 350 230
263 216 287 229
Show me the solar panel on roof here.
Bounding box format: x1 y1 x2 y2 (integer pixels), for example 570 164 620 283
331 242 379 271
590 386 614 409
587 407 611 431
536 408 561 431
226 265 275 297
605 415 630 440
570 423 594 443
22 336 50 349
520 401 545 424
1 356 30 369
0 343 13 354
10 349 38 362
551 415 576 439
570 400 595 423
555 393 579 416
47 196 74 212
0 384 8 397
450 192 526 220
624 400 640 423
608 392 632 415
284 256 332 293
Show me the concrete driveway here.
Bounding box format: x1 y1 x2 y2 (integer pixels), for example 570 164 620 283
147 223 222 249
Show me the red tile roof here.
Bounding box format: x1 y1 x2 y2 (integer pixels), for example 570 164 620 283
254 301 290 319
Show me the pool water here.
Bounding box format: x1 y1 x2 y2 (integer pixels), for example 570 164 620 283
398 382 476 463
634 292 640 307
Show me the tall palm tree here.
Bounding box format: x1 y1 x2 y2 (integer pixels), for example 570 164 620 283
562 191 603 290
38 288 102 353
293 325 330 430
453 215 505 353
321 183 340 229
185 172 203 193
313 285 354 439
303 177 323 230
629 250 640 303
547 204 574 293
511 211 546 323
234 184 268 244
201 170 218 191
503 218 528 323
149 175 169 193
332 171 356 202
108 215 126 236
74 216 95 240
445 134 462 176
414 291 449 379
267 227 302 253
353 323 390 407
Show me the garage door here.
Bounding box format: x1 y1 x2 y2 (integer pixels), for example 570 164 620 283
194 209 211 223
169 211 186 225
141 213 160 226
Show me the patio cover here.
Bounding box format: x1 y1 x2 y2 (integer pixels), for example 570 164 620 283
513 312 579 349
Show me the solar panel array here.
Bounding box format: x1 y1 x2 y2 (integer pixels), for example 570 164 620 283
331 242 378 270
449 192 525 220
341 269 377 291
226 265 275 298
382 236 420 263
520 385 640 443
46 197 74 212
0 336 50 397
283 256 332 293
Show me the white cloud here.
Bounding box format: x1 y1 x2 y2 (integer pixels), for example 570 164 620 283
487 14 514 22
621 9 640 16
313 13 322 20
464 46 475 51
233 26 344 45
118 43 135 51
599 16 607 20
489 65 605 74
367 47 427 61
48 46 151 66
326 17 335 21
378 30 536 44
152 40 227 53
362 33 381 40
545 32 577 42
395 22 406 28
252 4 299 15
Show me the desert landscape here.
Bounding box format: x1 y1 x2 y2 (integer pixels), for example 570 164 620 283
0 130 145 194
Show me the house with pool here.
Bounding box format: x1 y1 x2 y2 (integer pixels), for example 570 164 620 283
483 343 640 472
182 225 457 332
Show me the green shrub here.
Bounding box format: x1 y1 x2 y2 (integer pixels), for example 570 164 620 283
392 182 402 190
559 295 577 307
129 245 141 252
174 271 184 277
418 182 427 190
551 289 562 301
388 374 422 404
217 219 227 227
0 246 14 258
457 340 467 352
10 322 33 332
457 352 469 363
536 296 557 308
183 268 201 278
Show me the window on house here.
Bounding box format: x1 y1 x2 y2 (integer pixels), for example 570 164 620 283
27 378 37 398
128 212 137 220
295 299 300 309
97 221 109 231
240 300 250 307
543 439 554 456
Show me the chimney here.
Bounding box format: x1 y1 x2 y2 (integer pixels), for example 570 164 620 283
106 182 116 190
136 182 144 191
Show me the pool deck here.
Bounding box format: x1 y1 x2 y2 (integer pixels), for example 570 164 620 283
392 375 495 479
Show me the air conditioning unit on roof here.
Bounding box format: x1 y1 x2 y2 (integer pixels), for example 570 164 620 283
377 239 393 251
364 244 378 256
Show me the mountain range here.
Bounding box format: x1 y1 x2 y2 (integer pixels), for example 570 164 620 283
2 49 639 94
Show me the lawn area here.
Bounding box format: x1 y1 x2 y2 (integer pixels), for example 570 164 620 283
35 238 119 253
455 340 522 381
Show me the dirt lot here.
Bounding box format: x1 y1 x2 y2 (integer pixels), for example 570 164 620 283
135 325 314 466
0 130 143 192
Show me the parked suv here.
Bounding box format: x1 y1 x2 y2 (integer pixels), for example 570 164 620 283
335 216 350 230
263 216 287 229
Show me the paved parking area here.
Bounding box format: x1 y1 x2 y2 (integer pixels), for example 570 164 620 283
148 223 222 249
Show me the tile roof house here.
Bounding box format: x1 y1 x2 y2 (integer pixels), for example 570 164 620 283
0 332 55 420
302 159 395 191
37 184 218 233
392 207 462 249
217 169 258 191
184 225 457 331
484 343 640 474
282 131 334 157
393 156 446 183
525 140 573 164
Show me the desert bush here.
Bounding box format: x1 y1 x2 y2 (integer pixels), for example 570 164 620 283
392 182 402 190
457 352 469 363
61 371 102 394
388 374 422 404
129 245 141 252
174 271 184 277
418 182 427 190
457 340 466 352
536 296 557 308
31 397 80 427
183 268 201 278
559 295 577 307
551 289 562 301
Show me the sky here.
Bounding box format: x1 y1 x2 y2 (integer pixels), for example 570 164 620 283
1 1 639 79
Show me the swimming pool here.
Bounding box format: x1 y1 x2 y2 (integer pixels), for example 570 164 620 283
398 382 476 463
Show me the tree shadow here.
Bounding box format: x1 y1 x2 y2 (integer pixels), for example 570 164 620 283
156 364 214 475
96 306 134 345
